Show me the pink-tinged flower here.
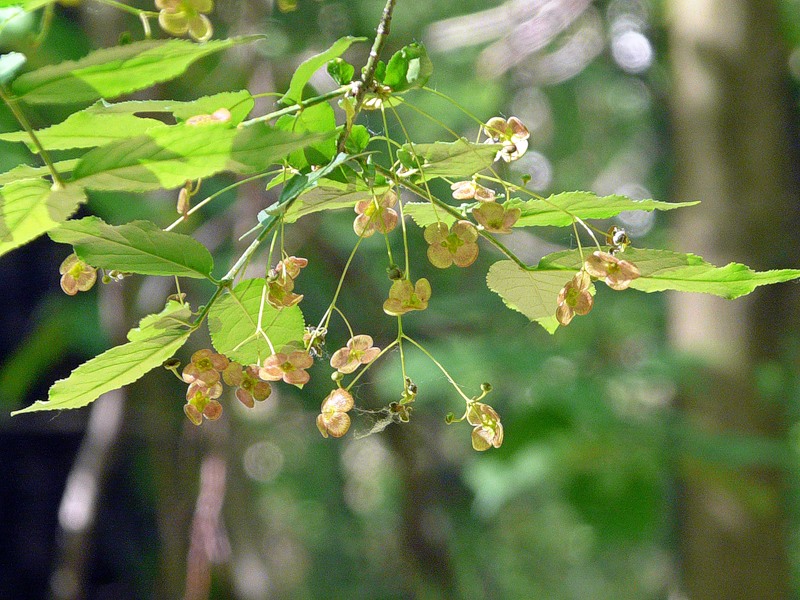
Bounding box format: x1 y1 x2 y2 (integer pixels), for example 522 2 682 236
182 348 229 387
266 256 308 309
584 251 640 291
472 202 521 234
223 362 272 408
330 335 381 374
556 270 594 326
383 278 431 316
483 116 529 163
185 108 232 126
156 0 213 42
424 220 479 268
316 388 354 438
467 402 504 451
184 387 223 426
353 189 399 237
259 350 314 386
450 180 496 202
59 253 97 296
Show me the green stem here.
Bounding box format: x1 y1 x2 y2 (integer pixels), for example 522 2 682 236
0 87 64 188
402 335 472 402
92 0 158 18
335 0 397 153
240 87 348 127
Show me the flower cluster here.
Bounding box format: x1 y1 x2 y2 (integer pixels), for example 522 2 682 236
353 189 399 237
468 402 504 451
330 335 381 374
59 253 97 296
267 256 308 308
451 179 495 202
472 202 521 234
483 116 530 162
383 278 431 315
259 348 314 386
555 249 641 326
316 388 354 438
181 349 230 425
424 220 479 268
156 0 213 42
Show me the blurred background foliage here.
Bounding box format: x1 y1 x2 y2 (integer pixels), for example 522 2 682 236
1 0 800 598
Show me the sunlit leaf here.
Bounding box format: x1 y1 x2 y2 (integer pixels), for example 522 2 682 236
127 299 193 342
11 328 191 415
0 111 166 151
275 101 337 169
48 216 214 278
486 259 576 334
70 123 331 191
383 43 432 92
0 0 53 9
0 51 25 84
208 278 306 364
0 180 85 257
0 158 79 185
399 138 501 181
280 36 366 104
86 90 254 125
508 192 699 228
12 37 258 104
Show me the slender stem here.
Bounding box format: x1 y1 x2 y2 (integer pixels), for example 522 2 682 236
335 0 397 152
241 87 348 127
345 339 398 391
373 164 533 270
0 87 64 188
320 235 365 331
92 0 158 18
403 335 472 402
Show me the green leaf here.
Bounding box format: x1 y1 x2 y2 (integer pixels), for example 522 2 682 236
383 43 433 92
48 216 214 278
11 328 191 415
0 111 166 151
207 278 306 364
327 57 354 85
280 36 366 104
283 177 387 223
486 259 578 334
86 90 254 125
11 37 258 104
0 51 25 84
0 158 79 185
615 248 800 298
509 192 699 228
127 299 193 342
400 138 502 181
275 101 337 169
0 180 86 257
404 201 459 228
71 122 332 191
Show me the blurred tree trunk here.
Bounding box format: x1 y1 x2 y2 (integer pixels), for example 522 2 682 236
666 1 799 598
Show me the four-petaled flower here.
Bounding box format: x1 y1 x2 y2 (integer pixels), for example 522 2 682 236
181 348 229 388
267 256 308 308
59 253 97 296
467 402 504 451
223 362 272 408
584 251 641 290
330 335 381 374
184 386 223 426
353 189 399 237
556 270 594 326
424 220 479 268
483 116 529 163
472 202 521 234
316 388 354 438
383 278 431 316
259 349 314 386
156 0 213 42
450 180 496 202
